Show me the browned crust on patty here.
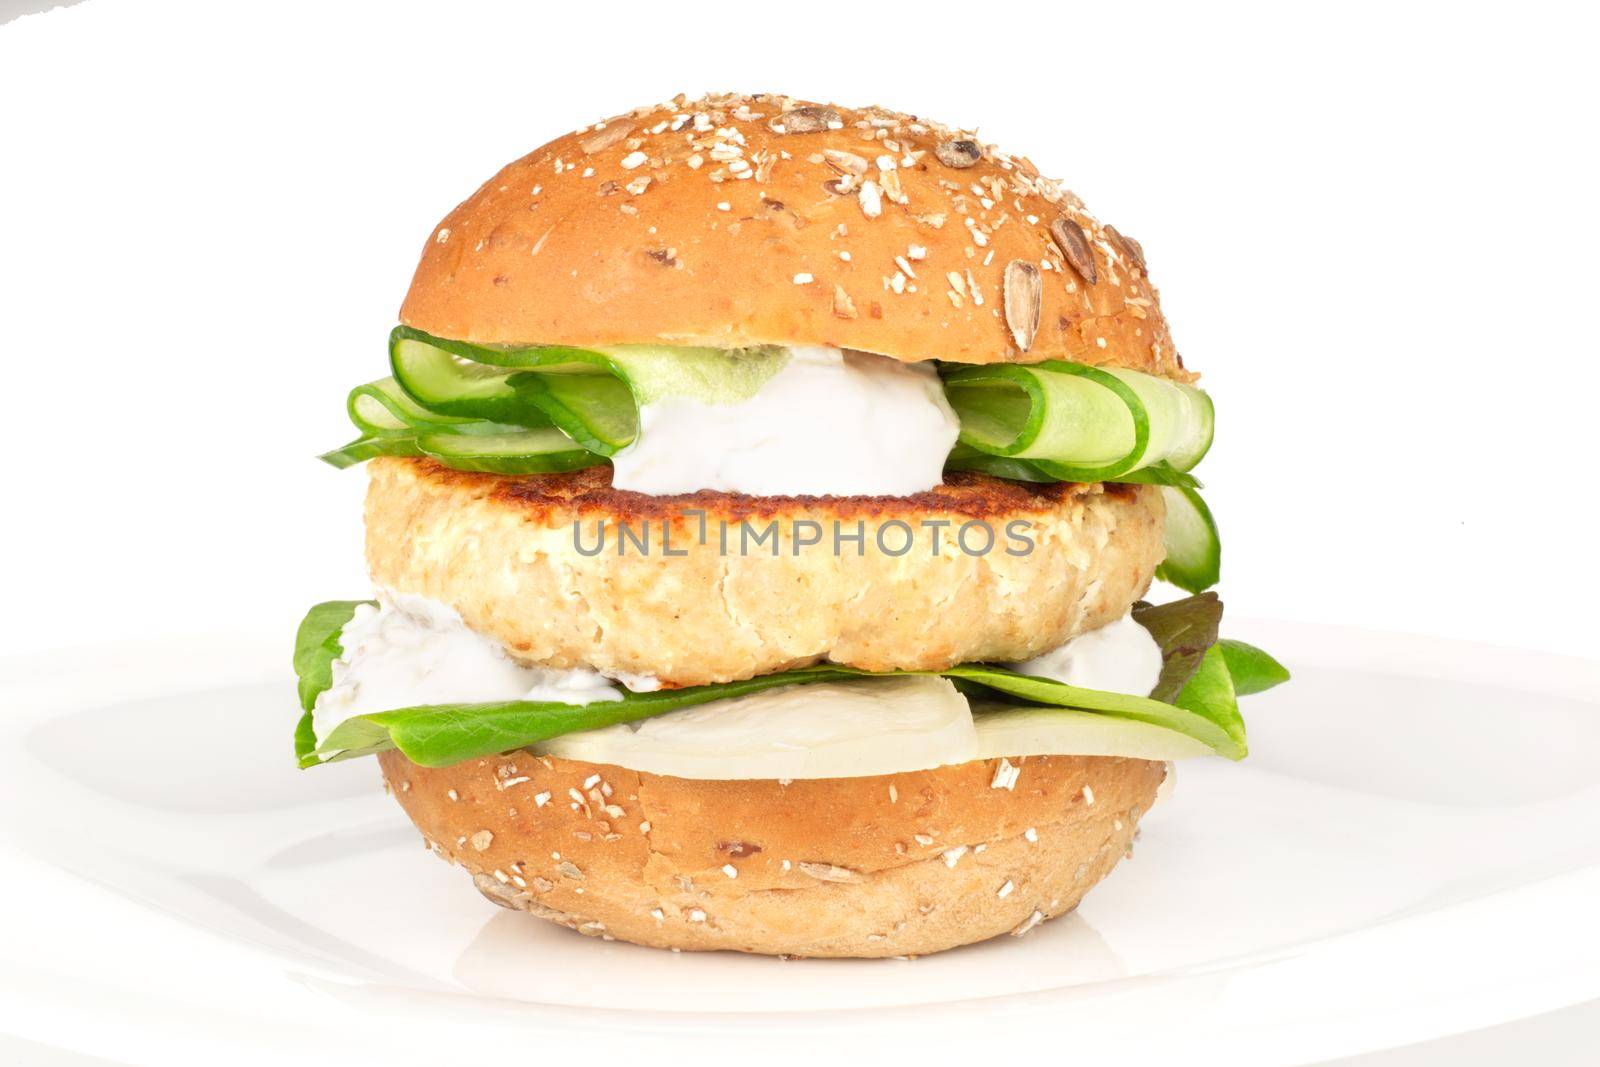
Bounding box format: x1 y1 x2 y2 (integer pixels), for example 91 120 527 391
414 458 1135 521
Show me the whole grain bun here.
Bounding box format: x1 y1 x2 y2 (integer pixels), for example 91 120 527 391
400 92 1188 378
365 457 1164 687
378 749 1164 958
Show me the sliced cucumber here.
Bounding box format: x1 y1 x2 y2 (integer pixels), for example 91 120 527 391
941 360 1211 481
390 332 551 427
943 444 1058 483
415 428 602 475
511 370 637 455
1156 484 1221 593
349 376 530 438
1168 385 1214 472
389 327 790 456
944 447 1201 489
347 328 791 474
943 363 1141 468
1105 370 1214 473
317 435 422 469
412 328 788 407
348 377 498 437
1109 462 1202 489
347 379 413 436
339 329 1217 488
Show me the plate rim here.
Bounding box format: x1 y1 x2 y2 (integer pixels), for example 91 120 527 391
2 621 1598 1062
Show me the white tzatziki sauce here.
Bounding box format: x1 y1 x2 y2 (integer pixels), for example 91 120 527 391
312 593 632 748
609 345 959 497
1006 612 1164 697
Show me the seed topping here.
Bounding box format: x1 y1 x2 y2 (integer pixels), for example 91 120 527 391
934 138 983 168
822 148 869 176
1050 218 1098 285
1004 259 1043 353
449 93 1186 379
1105 224 1146 272
797 861 864 883
768 105 842 134
578 121 635 155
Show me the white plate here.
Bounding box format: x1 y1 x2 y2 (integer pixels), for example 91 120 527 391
1 621 1596 1065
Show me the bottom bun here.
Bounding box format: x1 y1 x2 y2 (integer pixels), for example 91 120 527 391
377 750 1165 958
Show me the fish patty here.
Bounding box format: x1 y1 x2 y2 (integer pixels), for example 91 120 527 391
363 458 1165 687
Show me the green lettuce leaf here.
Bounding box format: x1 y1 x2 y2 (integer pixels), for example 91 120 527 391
1172 644 1242 750
292 600 373 763
293 594 1280 770
314 665 856 769
302 659 1248 768
941 663 1245 760
1218 639 1291 695
1131 593 1223 702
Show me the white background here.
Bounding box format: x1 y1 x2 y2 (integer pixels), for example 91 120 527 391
2 4 1598 1064
2 0 1597 658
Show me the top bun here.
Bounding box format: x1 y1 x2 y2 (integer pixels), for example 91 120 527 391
401 92 1189 377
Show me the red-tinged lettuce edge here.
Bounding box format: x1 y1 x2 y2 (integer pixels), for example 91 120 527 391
293 594 1288 770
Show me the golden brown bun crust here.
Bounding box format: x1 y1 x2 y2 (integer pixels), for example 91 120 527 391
400 92 1189 378
379 750 1164 957
364 457 1165 687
